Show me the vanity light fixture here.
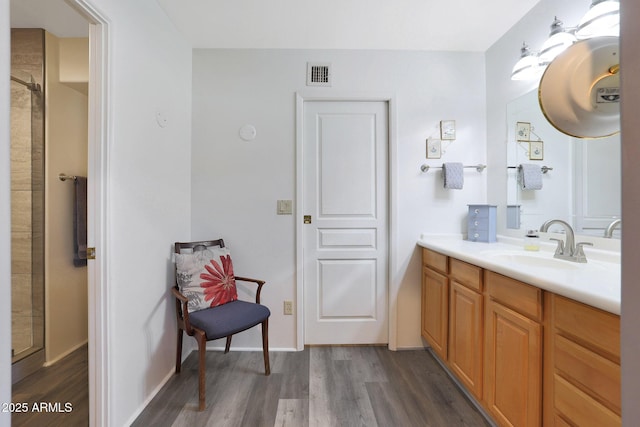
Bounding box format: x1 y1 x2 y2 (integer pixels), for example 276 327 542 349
538 17 577 64
576 0 620 39
510 0 619 81
511 43 543 81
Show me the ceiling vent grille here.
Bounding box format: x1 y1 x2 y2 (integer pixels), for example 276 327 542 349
307 62 332 86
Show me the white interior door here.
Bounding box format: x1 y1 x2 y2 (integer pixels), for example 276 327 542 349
303 100 388 345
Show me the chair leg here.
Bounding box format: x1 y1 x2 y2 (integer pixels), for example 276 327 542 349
224 336 232 354
262 319 271 375
195 330 207 411
175 328 183 374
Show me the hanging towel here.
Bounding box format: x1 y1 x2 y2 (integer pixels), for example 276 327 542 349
73 176 88 267
518 164 543 190
442 162 464 189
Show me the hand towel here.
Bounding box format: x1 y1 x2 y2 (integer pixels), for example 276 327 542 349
518 164 543 190
442 162 464 189
73 176 88 267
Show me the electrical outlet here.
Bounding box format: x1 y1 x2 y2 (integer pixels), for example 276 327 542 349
283 300 293 315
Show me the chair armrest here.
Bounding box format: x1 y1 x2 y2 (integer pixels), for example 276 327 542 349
172 287 194 334
235 276 266 304
172 286 188 302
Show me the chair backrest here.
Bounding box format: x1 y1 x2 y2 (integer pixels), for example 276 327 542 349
174 239 225 255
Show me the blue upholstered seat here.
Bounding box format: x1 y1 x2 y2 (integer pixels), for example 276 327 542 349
189 300 271 340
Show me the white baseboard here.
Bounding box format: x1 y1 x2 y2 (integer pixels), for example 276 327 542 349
43 340 88 367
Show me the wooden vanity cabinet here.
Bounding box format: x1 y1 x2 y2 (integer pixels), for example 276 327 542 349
420 247 621 427
421 249 449 360
448 259 484 399
550 295 621 426
484 271 542 427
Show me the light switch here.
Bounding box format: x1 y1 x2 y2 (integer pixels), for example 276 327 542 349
277 200 293 215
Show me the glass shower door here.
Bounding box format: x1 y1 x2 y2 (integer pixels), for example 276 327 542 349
10 70 45 377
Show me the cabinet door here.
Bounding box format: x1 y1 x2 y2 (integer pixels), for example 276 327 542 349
484 299 542 427
422 266 448 360
449 281 483 399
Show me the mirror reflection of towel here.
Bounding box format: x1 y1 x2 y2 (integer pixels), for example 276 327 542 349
518 164 543 190
442 162 464 189
73 177 88 267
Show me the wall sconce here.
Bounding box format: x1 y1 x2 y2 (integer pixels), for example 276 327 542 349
510 0 619 81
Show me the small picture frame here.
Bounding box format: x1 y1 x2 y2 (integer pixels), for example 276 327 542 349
426 138 442 159
516 122 531 141
440 120 456 140
529 141 544 160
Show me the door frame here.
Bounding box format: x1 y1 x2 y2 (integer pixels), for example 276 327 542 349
66 1 110 425
295 92 398 351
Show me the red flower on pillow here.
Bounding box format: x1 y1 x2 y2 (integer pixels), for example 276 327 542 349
200 255 238 307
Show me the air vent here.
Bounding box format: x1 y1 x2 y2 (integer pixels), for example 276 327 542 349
307 62 332 86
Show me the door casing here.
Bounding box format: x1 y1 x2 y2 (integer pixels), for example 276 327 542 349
295 92 398 351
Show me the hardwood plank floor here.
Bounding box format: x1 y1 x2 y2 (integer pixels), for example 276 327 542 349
133 347 490 427
11 345 88 427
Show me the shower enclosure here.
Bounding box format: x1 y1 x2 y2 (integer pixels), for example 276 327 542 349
10 28 46 382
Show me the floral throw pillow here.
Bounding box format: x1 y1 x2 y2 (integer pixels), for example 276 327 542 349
175 247 238 313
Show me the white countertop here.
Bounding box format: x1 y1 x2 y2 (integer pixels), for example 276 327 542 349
417 234 621 315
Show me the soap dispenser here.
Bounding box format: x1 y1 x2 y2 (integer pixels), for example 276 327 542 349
524 230 540 251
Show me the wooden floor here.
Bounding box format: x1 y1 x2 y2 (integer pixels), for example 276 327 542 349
133 347 490 427
11 344 89 427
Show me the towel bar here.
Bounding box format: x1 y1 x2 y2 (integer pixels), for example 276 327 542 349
421 164 486 173
507 165 553 174
59 173 77 182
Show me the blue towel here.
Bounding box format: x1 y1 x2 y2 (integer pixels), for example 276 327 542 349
73 177 88 267
518 164 543 190
442 162 464 189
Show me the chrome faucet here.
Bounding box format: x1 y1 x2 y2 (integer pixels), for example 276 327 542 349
604 218 621 238
540 219 592 263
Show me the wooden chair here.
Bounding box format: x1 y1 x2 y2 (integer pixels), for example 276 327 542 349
172 239 270 411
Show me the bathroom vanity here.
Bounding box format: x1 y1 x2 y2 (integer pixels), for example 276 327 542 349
418 235 620 427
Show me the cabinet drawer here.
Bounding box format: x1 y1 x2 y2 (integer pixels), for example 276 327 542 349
450 258 482 292
554 295 620 361
555 334 620 413
422 248 448 274
467 229 489 242
554 374 621 427
485 270 542 321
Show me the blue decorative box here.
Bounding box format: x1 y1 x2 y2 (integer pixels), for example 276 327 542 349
467 204 497 242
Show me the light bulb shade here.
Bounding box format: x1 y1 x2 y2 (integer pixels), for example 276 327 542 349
539 32 577 63
539 36 620 138
511 54 543 81
576 0 620 39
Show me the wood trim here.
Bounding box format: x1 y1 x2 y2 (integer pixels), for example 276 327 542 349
554 374 621 426
554 295 620 362
450 258 482 292
484 299 541 427
422 248 448 275
422 266 448 360
448 281 483 399
485 270 542 322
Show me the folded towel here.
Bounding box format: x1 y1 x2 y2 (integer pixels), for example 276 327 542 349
73 176 88 267
518 164 543 190
442 162 464 189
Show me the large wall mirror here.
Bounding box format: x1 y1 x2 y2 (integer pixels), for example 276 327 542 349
506 89 621 238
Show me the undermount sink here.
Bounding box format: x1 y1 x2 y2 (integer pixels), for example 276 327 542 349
481 250 584 270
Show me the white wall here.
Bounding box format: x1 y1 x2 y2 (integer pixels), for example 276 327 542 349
620 0 640 423
76 1 192 425
485 0 586 235
191 49 487 350
0 1 12 426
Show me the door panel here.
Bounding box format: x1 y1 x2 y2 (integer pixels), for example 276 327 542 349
303 101 388 344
